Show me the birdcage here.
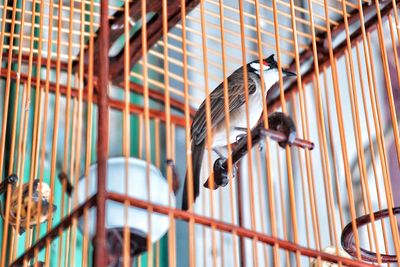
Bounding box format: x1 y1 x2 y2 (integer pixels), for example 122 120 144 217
0 0 399 266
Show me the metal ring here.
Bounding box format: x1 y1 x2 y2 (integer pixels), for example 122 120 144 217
341 207 400 263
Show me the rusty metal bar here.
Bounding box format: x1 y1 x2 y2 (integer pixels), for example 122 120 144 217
341 207 400 263
106 192 375 267
94 0 109 265
236 165 246 267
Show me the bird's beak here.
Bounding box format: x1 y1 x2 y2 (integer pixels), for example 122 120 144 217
282 68 296 77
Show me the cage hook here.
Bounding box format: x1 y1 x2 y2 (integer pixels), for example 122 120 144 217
58 172 73 197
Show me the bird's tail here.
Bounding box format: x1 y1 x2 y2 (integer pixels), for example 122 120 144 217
182 141 204 210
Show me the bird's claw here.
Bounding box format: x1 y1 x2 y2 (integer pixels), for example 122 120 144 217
218 173 230 188
268 112 297 148
203 158 237 189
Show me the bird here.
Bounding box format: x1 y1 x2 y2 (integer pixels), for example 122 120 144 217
3 178 56 234
182 54 297 210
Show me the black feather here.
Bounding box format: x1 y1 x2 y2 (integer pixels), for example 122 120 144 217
182 140 204 210
190 68 258 145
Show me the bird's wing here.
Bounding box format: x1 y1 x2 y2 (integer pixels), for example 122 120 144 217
191 70 258 145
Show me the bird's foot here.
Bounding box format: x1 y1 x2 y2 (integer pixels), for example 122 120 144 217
203 158 237 189
268 112 296 148
234 127 249 145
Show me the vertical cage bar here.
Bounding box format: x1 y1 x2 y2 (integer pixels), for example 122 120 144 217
94 0 109 265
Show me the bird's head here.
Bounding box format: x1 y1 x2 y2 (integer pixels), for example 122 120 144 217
249 54 296 81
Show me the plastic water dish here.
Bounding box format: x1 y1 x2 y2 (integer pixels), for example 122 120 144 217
76 157 175 250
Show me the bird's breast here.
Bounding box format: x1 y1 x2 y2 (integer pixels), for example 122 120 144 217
211 88 264 147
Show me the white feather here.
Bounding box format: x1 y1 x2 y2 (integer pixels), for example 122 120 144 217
211 70 280 147
249 62 262 71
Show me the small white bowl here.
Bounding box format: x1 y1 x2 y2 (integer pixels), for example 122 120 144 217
76 157 175 244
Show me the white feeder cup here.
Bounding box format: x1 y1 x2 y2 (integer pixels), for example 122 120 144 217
76 157 176 265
